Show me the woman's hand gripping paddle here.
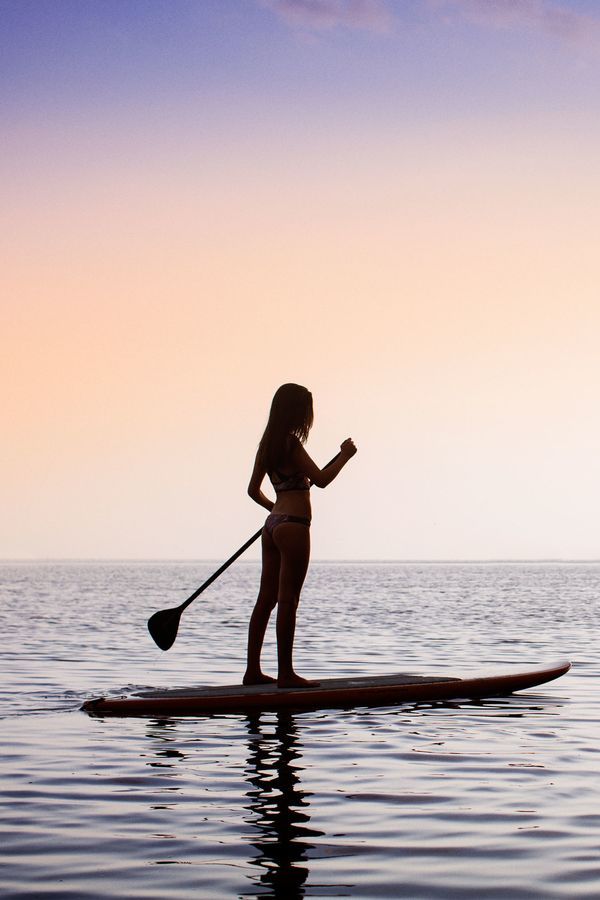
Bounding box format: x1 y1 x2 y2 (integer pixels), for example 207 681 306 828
147 453 341 650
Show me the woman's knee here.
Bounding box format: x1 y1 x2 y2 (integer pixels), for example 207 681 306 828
279 564 308 598
277 586 301 609
255 589 277 612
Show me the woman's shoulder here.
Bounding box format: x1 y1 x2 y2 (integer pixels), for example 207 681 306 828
286 433 304 458
274 433 302 471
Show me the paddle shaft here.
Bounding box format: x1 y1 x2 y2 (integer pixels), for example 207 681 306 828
178 527 263 613
178 451 342 613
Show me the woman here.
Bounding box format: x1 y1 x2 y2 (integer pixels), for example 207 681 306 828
245 383 357 688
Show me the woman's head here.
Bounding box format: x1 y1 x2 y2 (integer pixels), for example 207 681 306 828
269 383 313 440
259 383 313 470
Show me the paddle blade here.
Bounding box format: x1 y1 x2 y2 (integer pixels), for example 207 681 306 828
147 607 182 651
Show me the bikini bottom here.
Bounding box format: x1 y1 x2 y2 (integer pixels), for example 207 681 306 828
264 513 311 536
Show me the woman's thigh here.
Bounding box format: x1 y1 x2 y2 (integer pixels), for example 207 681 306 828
258 528 280 598
273 524 310 596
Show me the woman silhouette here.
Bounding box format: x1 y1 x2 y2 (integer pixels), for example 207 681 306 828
245 384 356 688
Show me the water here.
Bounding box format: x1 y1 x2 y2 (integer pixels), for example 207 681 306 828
0 561 598 898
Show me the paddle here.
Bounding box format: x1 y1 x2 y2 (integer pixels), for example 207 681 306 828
147 452 341 650
147 527 263 650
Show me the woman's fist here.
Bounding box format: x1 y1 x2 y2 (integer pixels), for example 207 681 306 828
340 438 357 459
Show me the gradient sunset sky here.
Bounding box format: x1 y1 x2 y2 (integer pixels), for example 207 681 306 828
3 0 600 560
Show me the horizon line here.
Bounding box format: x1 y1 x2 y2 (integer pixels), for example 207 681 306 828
2 557 600 564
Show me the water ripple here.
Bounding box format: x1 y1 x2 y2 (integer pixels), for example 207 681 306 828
1 561 599 897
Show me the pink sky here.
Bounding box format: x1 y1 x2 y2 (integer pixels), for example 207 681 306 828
2 1 600 558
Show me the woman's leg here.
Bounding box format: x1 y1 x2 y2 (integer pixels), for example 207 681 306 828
244 528 280 685
273 523 315 688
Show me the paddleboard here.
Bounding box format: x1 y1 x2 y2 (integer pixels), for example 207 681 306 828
81 659 570 717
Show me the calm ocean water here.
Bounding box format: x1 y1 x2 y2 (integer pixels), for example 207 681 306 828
0 560 598 899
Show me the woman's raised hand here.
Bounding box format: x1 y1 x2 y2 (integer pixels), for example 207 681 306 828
340 438 357 458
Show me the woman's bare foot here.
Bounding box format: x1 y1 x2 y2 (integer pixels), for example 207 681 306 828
243 671 277 686
277 674 320 689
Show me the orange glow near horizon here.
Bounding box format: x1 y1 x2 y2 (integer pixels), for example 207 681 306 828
3 41 600 557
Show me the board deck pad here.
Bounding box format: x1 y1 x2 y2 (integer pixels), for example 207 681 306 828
82 660 571 717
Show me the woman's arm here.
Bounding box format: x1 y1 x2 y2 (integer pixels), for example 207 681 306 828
292 438 357 489
247 453 274 512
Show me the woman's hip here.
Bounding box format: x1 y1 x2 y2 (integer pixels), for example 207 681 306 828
264 513 311 537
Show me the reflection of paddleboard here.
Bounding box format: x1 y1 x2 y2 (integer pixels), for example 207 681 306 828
82 659 570 717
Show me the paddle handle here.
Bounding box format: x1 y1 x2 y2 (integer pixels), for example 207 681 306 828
179 451 343 611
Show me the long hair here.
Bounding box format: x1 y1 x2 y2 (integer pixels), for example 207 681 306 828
258 383 314 473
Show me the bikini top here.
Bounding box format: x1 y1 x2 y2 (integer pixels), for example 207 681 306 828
270 468 310 493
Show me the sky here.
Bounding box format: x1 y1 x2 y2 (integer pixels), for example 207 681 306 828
2 0 600 560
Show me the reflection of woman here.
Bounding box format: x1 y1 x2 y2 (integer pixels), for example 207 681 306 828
244 712 322 898
245 383 356 688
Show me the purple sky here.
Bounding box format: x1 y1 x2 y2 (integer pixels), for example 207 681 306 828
3 1 600 559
